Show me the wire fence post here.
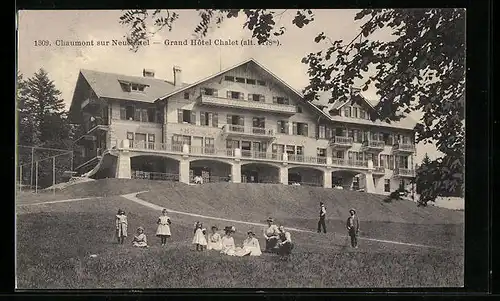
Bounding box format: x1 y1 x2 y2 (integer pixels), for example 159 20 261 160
53 157 56 195
19 165 23 193
30 147 34 190
35 161 39 194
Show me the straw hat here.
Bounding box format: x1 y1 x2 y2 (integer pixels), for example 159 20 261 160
137 226 144 231
266 217 274 223
349 208 356 214
247 230 255 235
211 225 219 230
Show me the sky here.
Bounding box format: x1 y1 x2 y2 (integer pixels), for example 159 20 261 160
17 9 442 164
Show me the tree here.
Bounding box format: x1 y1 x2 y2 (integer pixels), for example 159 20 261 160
17 69 72 188
119 9 465 199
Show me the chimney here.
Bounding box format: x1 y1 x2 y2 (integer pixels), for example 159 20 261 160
173 66 182 87
143 69 155 77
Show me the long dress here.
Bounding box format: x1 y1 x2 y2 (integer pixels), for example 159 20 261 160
156 216 171 237
235 237 262 256
220 235 236 255
192 228 208 246
263 224 279 251
207 232 223 251
132 233 148 247
115 214 128 237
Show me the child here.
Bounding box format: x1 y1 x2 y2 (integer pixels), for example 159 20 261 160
207 226 222 251
115 209 128 244
156 209 172 246
192 221 207 251
132 227 148 248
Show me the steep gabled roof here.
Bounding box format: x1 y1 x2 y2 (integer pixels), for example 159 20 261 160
157 58 333 121
79 69 189 103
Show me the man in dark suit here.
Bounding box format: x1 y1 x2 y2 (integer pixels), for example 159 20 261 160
346 208 360 248
317 202 327 233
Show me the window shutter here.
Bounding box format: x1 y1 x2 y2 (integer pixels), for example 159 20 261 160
248 93 253 101
177 109 183 123
260 95 265 102
326 127 332 139
207 112 213 126
292 122 297 135
227 91 231 99
134 108 141 121
227 114 232 125
285 121 289 134
120 106 126 120
238 116 244 126
273 96 277 104
304 124 309 137
200 111 206 126
213 89 218 97
239 92 244 100
212 113 218 127
190 111 196 124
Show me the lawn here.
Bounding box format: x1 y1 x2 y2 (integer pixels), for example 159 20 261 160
16 180 464 288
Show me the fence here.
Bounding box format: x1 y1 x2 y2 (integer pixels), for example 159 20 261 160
17 145 74 193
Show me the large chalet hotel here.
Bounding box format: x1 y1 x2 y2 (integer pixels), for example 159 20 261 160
68 58 417 195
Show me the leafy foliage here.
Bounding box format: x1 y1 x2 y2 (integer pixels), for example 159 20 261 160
118 9 465 199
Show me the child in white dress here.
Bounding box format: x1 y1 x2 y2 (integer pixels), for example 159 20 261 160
207 226 222 251
220 226 236 255
235 230 262 256
192 221 207 251
132 227 148 248
156 209 172 246
115 209 128 244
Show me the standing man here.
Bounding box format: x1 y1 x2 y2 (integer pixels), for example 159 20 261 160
317 202 327 233
346 208 360 248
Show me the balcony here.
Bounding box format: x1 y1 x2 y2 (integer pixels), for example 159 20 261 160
330 158 368 168
198 94 297 115
329 136 353 149
393 168 415 178
361 140 385 152
372 166 385 175
392 143 416 154
81 97 102 110
287 154 328 165
85 118 109 134
222 125 276 141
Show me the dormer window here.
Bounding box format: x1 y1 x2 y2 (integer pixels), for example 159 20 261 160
119 80 147 93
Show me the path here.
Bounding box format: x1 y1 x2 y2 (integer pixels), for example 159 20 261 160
121 192 444 250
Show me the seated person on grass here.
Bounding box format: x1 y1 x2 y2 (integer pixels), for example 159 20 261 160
234 230 262 257
132 227 148 248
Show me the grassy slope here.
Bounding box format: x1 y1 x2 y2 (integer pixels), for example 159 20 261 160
16 197 463 288
16 179 464 288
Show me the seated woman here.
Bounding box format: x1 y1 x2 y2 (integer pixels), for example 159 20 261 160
277 225 293 260
235 230 262 257
132 227 148 248
207 226 223 251
220 226 236 255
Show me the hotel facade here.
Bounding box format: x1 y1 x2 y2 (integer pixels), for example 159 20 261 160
68 59 417 195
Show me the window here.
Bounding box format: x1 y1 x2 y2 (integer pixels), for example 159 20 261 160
286 145 295 155
127 132 134 142
235 77 245 83
399 156 409 169
184 92 190 100
360 109 366 119
257 80 266 86
335 151 344 159
147 108 156 123
273 97 289 105
252 117 265 128
120 82 131 92
148 134 155 149
384 179 391 192
277 120 289 134
201 87 217 96
317 148 326 157
373 154 379 166
200 111 218 127
246 78 256 85
403 135 411 145
389 155 395 170
318 125 326 139
227 114 244 126
399 179 406 190
248 93 264 102
227 91 243 100
205 137 215 153
344 107 351 117
352 107 358 118
297 106 303 113
293 122 308 136
224 76 234 82
178 109 196 124
121 105 135 120
325 127 332 139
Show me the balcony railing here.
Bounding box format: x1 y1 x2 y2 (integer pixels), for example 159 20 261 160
330 158 368 167
287 154 327 165
132 170 180 182
361 140 385 151
393 143 416 153
329 136 354 148
223 124 275 138
373 166 385 174
198 94 297 115
394 168 415 177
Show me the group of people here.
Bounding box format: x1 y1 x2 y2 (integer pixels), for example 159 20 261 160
114 209 295 260
114 202 360 257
